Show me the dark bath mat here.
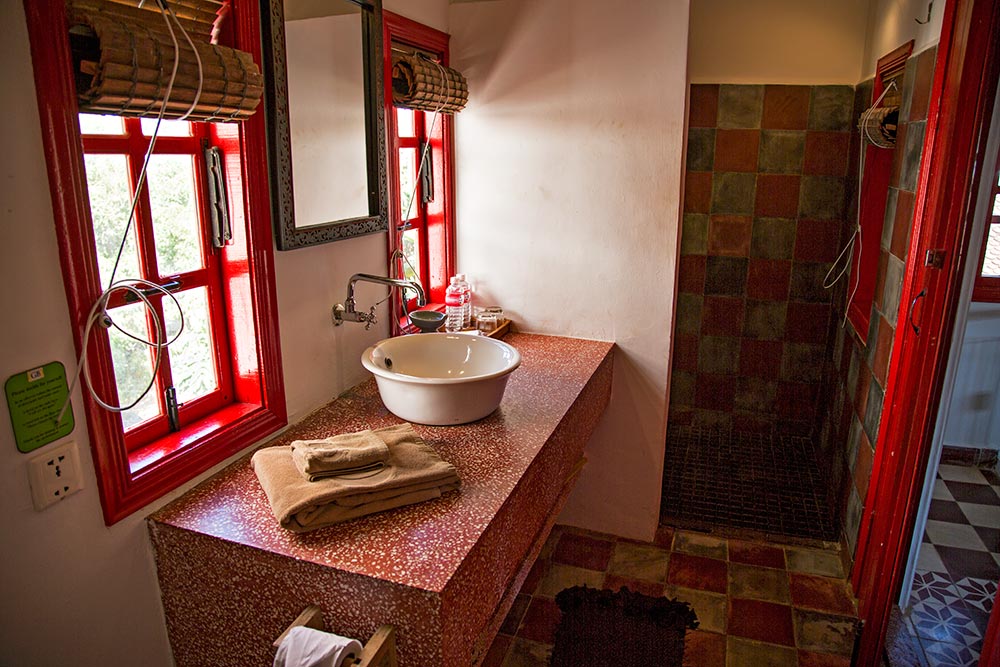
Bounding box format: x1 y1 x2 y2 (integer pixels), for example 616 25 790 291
550 586 699 667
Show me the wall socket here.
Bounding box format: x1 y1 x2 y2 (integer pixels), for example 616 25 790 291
27 441 83 511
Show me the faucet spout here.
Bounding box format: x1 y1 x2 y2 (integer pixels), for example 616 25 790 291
333 273 426 328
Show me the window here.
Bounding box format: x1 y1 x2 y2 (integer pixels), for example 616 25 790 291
383 12 456 332
972 153 1000 302
847 42 914 343
24 0 285 524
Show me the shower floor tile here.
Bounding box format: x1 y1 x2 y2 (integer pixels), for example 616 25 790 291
660 425 839 542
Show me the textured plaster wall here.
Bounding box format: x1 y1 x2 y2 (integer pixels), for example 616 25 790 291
449 0 689 541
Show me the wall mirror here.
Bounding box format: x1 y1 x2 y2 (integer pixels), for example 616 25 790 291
262 0 388 250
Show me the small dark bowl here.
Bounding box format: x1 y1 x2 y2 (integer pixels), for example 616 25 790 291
408 310 446 333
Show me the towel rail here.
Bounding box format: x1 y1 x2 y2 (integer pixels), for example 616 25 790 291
273 606 398 667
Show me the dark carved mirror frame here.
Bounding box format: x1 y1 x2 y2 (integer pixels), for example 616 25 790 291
261 0 388 250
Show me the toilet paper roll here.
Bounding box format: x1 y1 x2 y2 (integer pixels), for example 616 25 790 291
273 626 364 667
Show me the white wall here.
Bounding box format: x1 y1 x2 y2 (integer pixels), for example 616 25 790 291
0 1 447 665
943 303 1000 450
449 0 688 541
862 0 944 80
688 0 870 84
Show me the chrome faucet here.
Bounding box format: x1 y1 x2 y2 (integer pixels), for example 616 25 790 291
332 273 426 329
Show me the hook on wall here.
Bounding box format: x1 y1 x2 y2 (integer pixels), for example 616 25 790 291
915 2 933 24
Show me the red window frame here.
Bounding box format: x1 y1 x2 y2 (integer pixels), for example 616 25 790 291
23 0 286 524
383 12 456 332
80 118 236 451
971 151 1000 302
848 42 914 343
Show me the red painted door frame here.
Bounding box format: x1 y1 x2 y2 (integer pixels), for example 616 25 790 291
851 0 1000 663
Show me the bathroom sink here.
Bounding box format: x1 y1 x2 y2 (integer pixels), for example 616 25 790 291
361 333 521 425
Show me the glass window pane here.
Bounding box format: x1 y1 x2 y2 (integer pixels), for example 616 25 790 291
399 147 418 221
147 155 204 275
79 114 125 135
84 154 143 286
165 288 219 404
396 108 415 137
982 224 1000 277
107 302 162 430
141 117 192 137
401 229 420 283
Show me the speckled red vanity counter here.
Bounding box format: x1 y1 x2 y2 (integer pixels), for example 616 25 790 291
148 333 614 667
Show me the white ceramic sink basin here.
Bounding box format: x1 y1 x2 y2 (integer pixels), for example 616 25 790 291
361 333 521 425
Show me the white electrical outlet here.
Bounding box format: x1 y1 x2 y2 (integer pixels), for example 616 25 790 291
27 441 83 511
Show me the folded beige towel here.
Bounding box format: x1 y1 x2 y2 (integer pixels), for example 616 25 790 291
251 423 461 532
291 430 390 482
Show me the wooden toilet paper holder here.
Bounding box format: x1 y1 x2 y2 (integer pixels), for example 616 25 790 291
273 606 398 667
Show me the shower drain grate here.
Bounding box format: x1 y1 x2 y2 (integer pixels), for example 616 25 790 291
660 425 838 542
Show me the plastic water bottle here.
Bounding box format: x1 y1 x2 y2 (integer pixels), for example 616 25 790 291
445 277 464 332
456 273 472 328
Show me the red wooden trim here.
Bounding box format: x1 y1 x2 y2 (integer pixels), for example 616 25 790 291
383 12 457 335
851 0 1000 663
23 0 286 525
876 40 915 80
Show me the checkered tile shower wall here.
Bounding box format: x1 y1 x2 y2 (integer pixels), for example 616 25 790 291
672 83 854 438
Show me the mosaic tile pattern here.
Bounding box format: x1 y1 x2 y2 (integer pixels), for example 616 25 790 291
484 525 858 666
661 425 839 541
148 334 614 667
674 83 854 437
892 464 1000 667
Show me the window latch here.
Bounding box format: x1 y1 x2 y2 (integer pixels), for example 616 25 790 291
165 386 180 432
419 141 434 204
122 279 182 304
203 143 233 248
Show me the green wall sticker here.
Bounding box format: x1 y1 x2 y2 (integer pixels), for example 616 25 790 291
5 362 75 453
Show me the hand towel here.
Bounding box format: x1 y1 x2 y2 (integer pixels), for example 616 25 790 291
291 430 390 481
273 626 363 667
252 423 461 532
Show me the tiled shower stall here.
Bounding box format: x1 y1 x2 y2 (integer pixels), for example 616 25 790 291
664 53 936 547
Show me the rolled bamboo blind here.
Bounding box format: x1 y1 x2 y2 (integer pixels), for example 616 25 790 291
68 0 263 122
391 52 467 114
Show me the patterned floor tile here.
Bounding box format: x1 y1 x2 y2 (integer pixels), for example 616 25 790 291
673 531 729 560
789 573 856 615
907 599 980 646
943 480 1000 506
728 562 791 604
921 639 980 667
957 502 1000 529
729 539 786 569
952 577 997 614
933 478 955 501
937 465 990 485
516 597 561 644
682 630 726 667
792 608 857 656
936 545 1000 581
603 573 664 598
551 531 614 571
501 637 551 667
607 541 670 582
924 520 988 550
667 552 728 594
910 570 962 606
928 499 968 523
535 563 604 597
797 649 854 666
664 585 729 634
725 636 797 666
973 525 1000 552
915 545 948 574
728 598 795 646
785 546 845 578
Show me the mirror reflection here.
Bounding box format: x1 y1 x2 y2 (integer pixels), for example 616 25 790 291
284 0 368 227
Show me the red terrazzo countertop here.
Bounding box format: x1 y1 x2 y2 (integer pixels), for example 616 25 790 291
150 333 614 594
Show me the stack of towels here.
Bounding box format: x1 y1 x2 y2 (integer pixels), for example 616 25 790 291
251 423 461 532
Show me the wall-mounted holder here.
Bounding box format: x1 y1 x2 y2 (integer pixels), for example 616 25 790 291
273 605 398 667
